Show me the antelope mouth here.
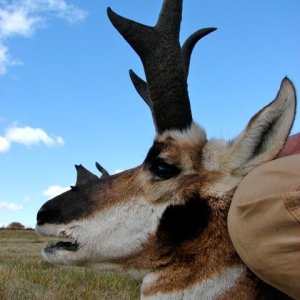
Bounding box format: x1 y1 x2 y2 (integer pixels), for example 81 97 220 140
36 224 84 264
43 230 81 254
44 240 80 253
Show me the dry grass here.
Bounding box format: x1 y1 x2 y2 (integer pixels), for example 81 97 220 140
0 230 140 300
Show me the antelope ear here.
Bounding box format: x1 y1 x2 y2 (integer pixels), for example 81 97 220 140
229 77 296 174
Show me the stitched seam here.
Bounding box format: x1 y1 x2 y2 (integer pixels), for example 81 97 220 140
282 192 300 224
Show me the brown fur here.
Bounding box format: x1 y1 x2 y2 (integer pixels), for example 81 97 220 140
121 127 292 298
37 86 296 298
110 188 290 298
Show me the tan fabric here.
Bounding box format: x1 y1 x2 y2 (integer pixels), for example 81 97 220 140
228 154 300 299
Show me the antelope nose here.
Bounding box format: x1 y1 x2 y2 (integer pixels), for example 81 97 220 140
37 204 58 226
36 202 61 226
36 206 47 225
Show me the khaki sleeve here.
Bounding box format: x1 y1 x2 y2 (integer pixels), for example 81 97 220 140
228 154 300 299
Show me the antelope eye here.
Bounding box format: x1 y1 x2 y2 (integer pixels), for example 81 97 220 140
150 159 181 180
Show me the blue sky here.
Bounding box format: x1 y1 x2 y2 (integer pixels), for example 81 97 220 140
0 0 299 228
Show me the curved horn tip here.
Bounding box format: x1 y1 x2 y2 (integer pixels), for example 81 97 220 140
129 69 146 81
107 6 125 27
192 27 217 36
129 69 152 107
207 27 217 33
204 27 217 37
128 69 138 83
184 27 217 44
107 7 122 28
95 162 110 177
129 69 145 85
106 7 114 18
129 69 135 77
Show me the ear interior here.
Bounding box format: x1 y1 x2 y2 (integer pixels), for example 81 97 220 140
229 77 296 174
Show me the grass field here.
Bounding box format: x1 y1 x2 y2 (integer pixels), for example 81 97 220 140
0 229 140 300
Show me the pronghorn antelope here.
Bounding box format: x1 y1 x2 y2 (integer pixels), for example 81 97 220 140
36 0 296 299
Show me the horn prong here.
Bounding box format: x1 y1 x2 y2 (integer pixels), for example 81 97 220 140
70 185 78 191
129 28 217 113
75 164 98 187
129 70 151 108
96 162 110 177
182 27 217 75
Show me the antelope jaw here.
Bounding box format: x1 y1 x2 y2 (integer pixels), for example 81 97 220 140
36 223 84 265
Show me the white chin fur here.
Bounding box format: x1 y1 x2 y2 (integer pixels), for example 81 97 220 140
42 247 82 265
36 223 65 238
36 197 170 269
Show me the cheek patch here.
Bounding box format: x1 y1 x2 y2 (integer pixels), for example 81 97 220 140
156 196 211 246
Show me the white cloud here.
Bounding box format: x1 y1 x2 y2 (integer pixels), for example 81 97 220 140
39 0 87 24
0 125 64 153
0 201 23 211
0 5 38 38
0 135 10 152
0 0 87 74
6 126 64 146
0 42 21 74
43 185 70 198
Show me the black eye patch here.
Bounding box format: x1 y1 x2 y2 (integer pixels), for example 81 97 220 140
144 142 163 163
150 158 181 180
145 142 181 180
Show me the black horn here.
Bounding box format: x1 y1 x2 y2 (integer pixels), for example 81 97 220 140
129 27 217 110
75 164 98 187
107 0 194 133
181 27 217 76
95 162 110 177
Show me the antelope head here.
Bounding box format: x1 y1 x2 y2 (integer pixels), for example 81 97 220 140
36 0 296 298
